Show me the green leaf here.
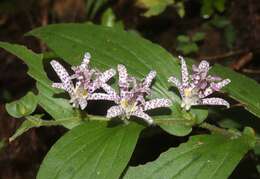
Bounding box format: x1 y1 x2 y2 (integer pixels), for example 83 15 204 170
0 42 79 128
37 121 143 179
36 82 80 128
210 15 230 28
213 0 226 13
177 43 199 55
101 8 116 27
5 92 38 118
136 0 174 17
28 23 209 136
177 35 190 43
175 2 185 18
200 0 213 19
124 133 255 179
211 64 260 118
155 104 207 136
9 115 82 142
0 42 49 86
191 32 205 42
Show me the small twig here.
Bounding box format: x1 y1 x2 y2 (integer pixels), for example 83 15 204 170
242 68 260 74
231 52 253 70
155 118 194 126
229 103 245 109
39 0 49 51
200 49 249 61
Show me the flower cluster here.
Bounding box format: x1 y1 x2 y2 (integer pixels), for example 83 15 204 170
50 52 116 110
168 56 231 110
51 52 231 125
105 65 172 125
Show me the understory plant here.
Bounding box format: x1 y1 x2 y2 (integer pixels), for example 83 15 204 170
2 23 260 179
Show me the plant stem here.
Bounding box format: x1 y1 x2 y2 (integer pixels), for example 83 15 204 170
199 122 239 137
155 118 194 125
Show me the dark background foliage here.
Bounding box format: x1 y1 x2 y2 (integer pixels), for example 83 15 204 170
0 0 260 178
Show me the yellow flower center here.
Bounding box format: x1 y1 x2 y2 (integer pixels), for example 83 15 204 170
184 88 192 97
74 85 88 98
120 99 129 109
120 99 137 115
81 89 88 97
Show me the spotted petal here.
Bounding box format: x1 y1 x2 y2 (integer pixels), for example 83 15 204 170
131 110 153 125
143 99 172 111
143 70 156 88
50 60 74 94
52 83 66 90
106 105 124 118
91 69 116 92
198 60 210 71
101 83 117 96
168 76 184 97
179 56 189 87
98 68 116 83
211 79 231 91
200 97 230 108
87 93 119 101
118 64 128 88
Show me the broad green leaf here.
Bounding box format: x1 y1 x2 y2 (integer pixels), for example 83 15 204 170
9 115 82 142
211 64 260 118
28 23 209 136
5 92 37 118
124 132 255 179
37 121 143 179
0 42 78 128
136 0 174 17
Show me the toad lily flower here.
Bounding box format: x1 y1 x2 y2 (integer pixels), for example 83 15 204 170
168 56 231 110
106 64 172 125
50 52 116 110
